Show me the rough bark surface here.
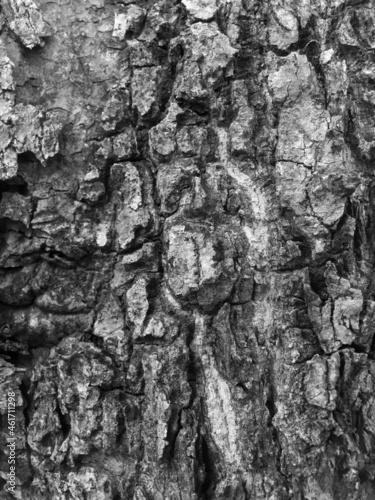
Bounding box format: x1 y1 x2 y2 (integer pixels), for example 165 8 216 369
1 0 375 498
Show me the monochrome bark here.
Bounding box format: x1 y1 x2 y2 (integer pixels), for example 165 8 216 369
1 0 375 498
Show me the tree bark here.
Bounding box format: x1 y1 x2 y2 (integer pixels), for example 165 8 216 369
1 0 375 498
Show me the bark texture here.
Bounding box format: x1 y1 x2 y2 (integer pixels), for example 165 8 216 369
1 0 375 498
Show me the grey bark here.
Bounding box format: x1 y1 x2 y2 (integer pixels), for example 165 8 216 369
0 0 375 498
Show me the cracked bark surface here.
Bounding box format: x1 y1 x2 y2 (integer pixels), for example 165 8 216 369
1 0 375 498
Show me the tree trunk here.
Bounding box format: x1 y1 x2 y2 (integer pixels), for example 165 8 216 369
1 0 375 498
